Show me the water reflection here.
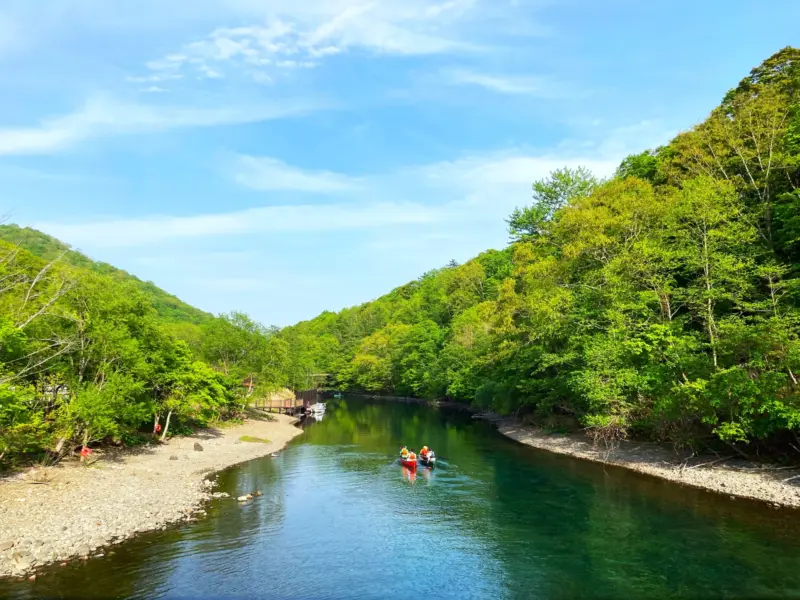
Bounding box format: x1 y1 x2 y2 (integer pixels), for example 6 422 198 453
3 398 800 599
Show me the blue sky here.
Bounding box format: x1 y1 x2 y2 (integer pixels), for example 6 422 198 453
1 0 798 326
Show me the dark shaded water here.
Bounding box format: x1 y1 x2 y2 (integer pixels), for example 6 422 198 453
3 398 800 599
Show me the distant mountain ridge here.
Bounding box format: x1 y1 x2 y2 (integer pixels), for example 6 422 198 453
0 224 212 325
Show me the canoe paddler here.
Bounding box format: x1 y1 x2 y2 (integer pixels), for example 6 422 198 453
400 446 409 459
420 446 429 458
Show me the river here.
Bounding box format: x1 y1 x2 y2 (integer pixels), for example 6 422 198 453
3 397 800 599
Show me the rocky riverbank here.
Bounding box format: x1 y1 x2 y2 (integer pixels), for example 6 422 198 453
497 419 800 509
342 396 800 508
0 414 303 579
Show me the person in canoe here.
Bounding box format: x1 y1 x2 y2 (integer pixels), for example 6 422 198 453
408 450 417 462
419 446 436 466
400 446 409 460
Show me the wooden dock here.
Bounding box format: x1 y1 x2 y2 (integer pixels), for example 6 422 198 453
252 396 306 416
249 389 323 416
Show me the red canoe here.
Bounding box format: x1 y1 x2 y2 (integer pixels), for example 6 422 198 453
399 458 417 469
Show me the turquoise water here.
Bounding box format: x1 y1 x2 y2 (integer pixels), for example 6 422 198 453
3 398 800 599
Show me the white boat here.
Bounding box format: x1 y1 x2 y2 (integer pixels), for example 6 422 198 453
309 402 327 414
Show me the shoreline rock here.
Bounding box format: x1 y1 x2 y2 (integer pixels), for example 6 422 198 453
0 414 302 579
496 419 800 509
341 395 800 509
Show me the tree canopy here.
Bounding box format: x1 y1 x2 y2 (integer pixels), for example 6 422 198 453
0 236 286 466
273 48 800 457
4 48 800 462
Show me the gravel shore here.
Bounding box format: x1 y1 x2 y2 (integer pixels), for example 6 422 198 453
0 414 303 579
497 419 800 509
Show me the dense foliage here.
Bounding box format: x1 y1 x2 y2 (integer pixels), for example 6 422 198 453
4 49 799 462
0 234 288 465
277 48 800 454
0 225 213 325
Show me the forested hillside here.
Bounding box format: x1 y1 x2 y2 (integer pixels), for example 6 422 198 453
0 225 213 325
276 48 800 454
0 230 289 465
3 48 799 464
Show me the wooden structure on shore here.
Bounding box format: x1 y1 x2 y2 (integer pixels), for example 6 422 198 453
251 388 322 416
256 396 306 415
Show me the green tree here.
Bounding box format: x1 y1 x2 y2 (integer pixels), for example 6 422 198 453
507 167 599 242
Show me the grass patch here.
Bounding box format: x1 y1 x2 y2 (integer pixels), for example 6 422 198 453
239 435 271 444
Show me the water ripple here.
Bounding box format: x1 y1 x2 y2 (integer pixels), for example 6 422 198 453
5 399 800 600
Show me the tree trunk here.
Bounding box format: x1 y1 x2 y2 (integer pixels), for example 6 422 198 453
702 231 718 368
707 297 718 368
153 413 160 435
160 411 173 442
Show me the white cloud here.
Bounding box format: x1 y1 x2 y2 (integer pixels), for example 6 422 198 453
36 141 638 249
131 0 484 83
233 155 362 193
597 119 675 156
0 94 330 155
442 68 567 97
33 201 442 247
126 73 183 84
413 153 619 188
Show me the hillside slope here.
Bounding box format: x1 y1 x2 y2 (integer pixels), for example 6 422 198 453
0 225 212 325
276 47 800 455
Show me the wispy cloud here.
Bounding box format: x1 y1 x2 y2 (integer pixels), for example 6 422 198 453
0 164 104 183
125 73 183 84
33 201 442 247
412 153 619 189
230 146 623 196
441 68 568 97
38 141 636 249
132 0 484 84
0 94 330 156
233 155 362 193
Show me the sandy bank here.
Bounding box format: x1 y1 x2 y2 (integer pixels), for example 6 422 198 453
496 419 800 509
0 414 303 579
